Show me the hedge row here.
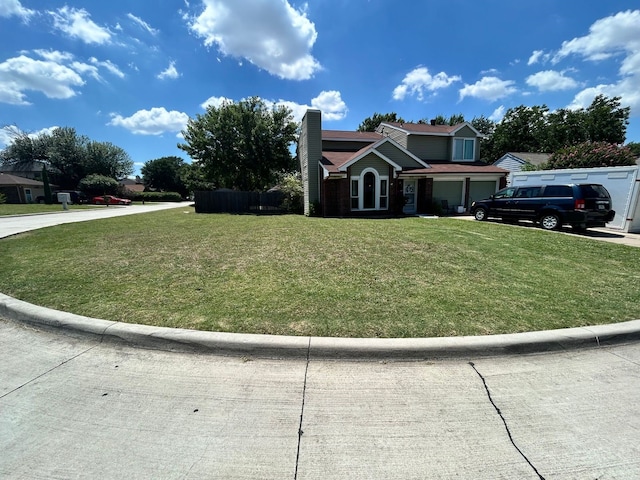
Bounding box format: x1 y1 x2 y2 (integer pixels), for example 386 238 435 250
127 191 183 202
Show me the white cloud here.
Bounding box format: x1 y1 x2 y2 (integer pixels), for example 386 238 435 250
108 107 190 135
393 67 461 101
489 105 506 123
90 57 125 78
548 10 640 115
0 0 34 21
48 6 112 44
0 125 60 147
198 90 347 123
528 50 545 65
0 55 85 105
157 61 180 80
526 70 579 92
310 90 347 121
555 10 640 63
459 76 517 102
127 13 159 35
200 95 233 109
188 0 320 80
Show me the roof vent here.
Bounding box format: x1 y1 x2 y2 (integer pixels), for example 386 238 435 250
430 119 436 126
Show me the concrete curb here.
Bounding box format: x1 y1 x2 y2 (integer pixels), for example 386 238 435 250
2 293 640 360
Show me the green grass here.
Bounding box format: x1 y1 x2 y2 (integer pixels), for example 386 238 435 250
1 209 639 337
0 204 100 216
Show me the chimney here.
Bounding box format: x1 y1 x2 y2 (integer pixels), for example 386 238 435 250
299 109 322 216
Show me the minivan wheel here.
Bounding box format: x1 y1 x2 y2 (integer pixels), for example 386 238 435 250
540 213 560 230
474 207 487 221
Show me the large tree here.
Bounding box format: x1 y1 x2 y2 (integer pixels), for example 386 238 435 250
178 97 298 191
483 95 631 161
1 126 133 189
142 156 188 196
357 112 405 132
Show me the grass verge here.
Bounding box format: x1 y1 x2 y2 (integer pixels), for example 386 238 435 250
0 204 99 216
1 209 639 337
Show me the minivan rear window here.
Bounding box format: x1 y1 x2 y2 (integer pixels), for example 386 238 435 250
578 184 610 198
544 185 572 197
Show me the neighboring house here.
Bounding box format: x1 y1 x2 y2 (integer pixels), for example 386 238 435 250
0 160 49 181
298 109 508 217
493 152 551 184
120 176 145 194
0 173 54 203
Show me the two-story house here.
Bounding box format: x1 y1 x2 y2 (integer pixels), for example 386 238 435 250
298 109 507 217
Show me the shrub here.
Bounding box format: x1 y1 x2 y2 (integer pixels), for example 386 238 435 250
277 172 303 214
546 142 636 170
0 192 6 204
78 174 119 196
129 191 183 202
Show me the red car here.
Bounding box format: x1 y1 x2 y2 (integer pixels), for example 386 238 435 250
92 195 132 205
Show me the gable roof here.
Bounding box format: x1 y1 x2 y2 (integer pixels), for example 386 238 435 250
379 121 482 137
321 137 430 177
0 173 48 187
497 152 551 166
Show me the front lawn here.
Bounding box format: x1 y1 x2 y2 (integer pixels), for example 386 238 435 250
1 209 639 337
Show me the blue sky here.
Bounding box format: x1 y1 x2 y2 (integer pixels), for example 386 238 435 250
1 0 639 176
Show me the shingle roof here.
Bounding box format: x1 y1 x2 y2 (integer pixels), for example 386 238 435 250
401 163 508 175
0 173 47 186
321 130 382 141
506 152 551 166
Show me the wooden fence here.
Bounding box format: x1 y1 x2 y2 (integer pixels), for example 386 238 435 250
194 190 284 214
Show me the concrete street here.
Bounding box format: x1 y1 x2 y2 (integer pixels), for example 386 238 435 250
1 206 639 479
1 319 639 479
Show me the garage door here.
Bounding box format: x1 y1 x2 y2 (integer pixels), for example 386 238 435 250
432 181 463 208
469 181 498 205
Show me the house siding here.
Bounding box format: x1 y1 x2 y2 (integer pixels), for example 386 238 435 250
375 142 424 168
406 136 449 161
453 126 477 138
494 155 524 173
350 154 389 176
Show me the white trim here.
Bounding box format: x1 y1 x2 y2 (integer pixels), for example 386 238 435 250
350 167 389 211
379 121 482 138
452 137 476 162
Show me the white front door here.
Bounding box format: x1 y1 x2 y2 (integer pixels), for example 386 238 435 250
403 180 416 214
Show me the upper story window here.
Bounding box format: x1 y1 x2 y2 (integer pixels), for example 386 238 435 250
453 138 475 161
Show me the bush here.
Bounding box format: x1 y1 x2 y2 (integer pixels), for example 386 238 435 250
277 172 303 214
78 174 120 196
546 142 636 170
128 191 183 202
0 192 6 204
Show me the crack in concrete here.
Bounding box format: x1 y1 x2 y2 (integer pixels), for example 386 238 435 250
0 345 97 400
294 337 311 480
469 362 546 480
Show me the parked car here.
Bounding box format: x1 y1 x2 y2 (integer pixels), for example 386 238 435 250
91 195 132 205
36 190 88 204
470 183 615 230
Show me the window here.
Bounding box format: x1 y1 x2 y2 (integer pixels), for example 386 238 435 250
380 179 388 209
351 179 359 209
350 169 389 211
493 187 516 199
453 138 475 161
544 185 572 197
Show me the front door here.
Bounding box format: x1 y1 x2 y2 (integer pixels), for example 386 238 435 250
403 180 416 214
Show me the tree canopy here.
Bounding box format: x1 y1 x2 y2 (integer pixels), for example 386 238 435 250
178 97 298 191
0 126 133 189
141 156 188 196
357 112 405 132
482 95 630 161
